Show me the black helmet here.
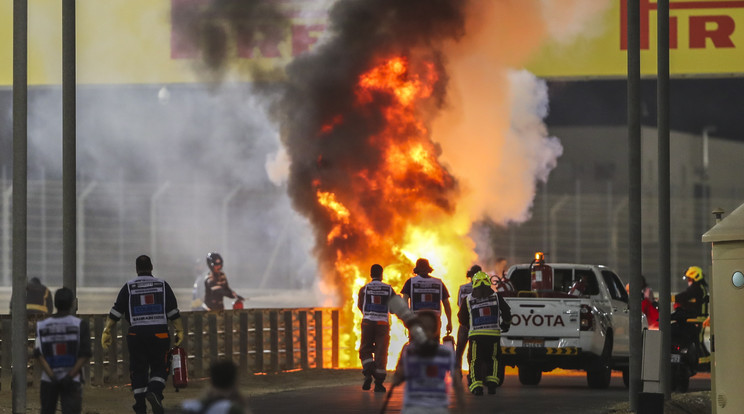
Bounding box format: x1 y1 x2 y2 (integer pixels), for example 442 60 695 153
206 252 224 271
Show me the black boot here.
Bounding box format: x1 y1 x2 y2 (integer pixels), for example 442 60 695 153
374 380 386 393
362 376 373 390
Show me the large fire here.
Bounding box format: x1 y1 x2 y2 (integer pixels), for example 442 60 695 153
313 55 476 368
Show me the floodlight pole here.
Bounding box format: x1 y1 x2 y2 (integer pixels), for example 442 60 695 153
12 1 29 412
627 0 643 411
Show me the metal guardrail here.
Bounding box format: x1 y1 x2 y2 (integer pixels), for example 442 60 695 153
0 308 340 389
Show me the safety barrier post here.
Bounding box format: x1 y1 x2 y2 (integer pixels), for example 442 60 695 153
120 320 130 381
224 311 233 360
239 312 248 373
332 310 339 368
269 311 279 372
254 312 263 372
314 310 323 369
208 314 218 363
193 315 204 377
284 310 294 370
107 317 118 383
1 319 11 390
299 311 309 370
92 316 104 385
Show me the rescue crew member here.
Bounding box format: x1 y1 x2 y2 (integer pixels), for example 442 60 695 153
34 287 92 414
357 264 395 392
393 309 464 414
672 266 709 349
11 277 54 315
457 271 512 395
203 252 244 311
455 265 481 371
400 258 453 336
102 255 183 414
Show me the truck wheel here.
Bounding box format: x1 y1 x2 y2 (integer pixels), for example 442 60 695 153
518 365 542 386
622 367 629 388
587 331 613 389
586 364 612 389
671 364 690 393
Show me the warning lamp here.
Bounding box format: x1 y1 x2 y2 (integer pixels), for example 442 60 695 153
534 252 545 263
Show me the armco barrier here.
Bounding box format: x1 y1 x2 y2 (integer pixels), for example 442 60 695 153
0 308 340 389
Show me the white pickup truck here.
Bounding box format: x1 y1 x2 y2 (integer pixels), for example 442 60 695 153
499 263 644 389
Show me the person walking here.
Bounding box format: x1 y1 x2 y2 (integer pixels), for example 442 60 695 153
101 255 183 414
455 265 481 371
457 271 512 395
357 264 395 392
34 287 92 414
202 252 244 311
181 359 251 414
400 258 453 336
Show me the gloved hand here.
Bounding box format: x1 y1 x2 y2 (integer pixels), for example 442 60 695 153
235 294 245 301
101 318 116 350
172 317 184 347
500 323 510 333
446 321 453 336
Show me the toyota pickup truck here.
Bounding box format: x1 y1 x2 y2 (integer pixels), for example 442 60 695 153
499 263 645 389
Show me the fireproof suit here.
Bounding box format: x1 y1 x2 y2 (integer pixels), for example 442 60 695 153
108 273 181 413
357 279 395 386
457 289 511 394
203 271 240 311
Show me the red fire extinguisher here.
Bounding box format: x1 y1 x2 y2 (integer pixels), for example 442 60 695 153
530 252 553 292
169 346 188 391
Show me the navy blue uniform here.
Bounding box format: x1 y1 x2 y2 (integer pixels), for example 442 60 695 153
34 315 92 414
357 280 395 384
109 274 180 413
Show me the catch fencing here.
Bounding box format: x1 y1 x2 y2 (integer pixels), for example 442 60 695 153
0 308 340 389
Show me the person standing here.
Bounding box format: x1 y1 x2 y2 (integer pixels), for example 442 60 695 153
400 258 453 336
203 252 244 311
457 271 512 395
392 309 464 414
34 287 91 414
455 265 481 371
672 266 710 347
357 264 395 392
101 255 183 414
11 277 54 315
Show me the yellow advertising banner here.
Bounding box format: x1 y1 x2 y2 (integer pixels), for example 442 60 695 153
528 0 744 78
1 0 743 86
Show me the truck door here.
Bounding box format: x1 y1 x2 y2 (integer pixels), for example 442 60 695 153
601 270 630 355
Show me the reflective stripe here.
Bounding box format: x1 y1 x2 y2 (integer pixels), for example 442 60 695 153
150 376 166 384
155 333 169 339
361 358 374 366
109 308 123 319
375 369 387 374
490 342 500 385
167 309 180 318
468 380 483 392
468 341 477 386
133 387 148 395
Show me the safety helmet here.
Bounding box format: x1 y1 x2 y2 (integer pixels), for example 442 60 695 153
684 266 704 282
466 265 482 278
472 271 491 288
206 252 224 271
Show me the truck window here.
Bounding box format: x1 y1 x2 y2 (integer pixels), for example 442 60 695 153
574 270 599 295
509 268 531 291
602 270 629 303
553 269 574 292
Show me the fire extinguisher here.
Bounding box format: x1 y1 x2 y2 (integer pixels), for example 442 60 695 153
232 296 245 310
530 252 553 292
169 346 188 391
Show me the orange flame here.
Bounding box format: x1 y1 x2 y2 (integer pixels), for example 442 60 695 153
314 56 476 369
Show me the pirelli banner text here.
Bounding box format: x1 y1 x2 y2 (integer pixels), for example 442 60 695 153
1 0 742 86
